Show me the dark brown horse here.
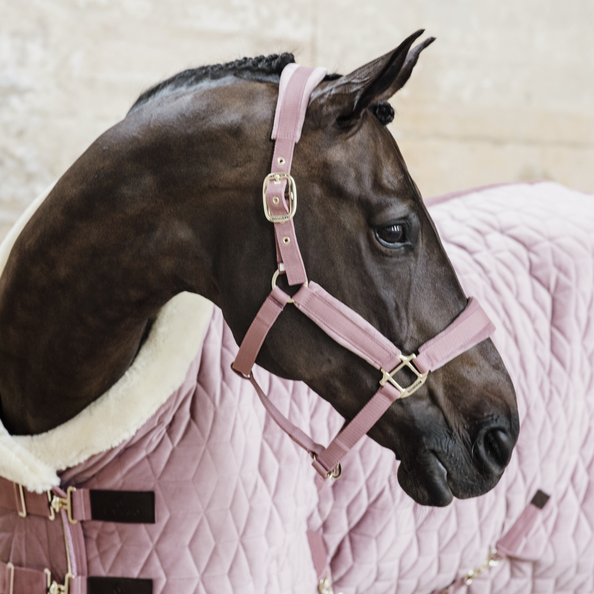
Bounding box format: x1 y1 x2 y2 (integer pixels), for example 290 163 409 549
0 31 518 506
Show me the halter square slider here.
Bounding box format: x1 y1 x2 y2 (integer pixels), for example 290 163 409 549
379 353 428 399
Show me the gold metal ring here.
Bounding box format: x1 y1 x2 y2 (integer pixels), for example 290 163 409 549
311 453 342 480
271 270 309 304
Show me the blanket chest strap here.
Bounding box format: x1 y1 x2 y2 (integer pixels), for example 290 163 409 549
434 490 551 593
0 478 154 524
0 562 152 594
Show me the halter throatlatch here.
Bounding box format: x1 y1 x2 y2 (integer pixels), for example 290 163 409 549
232 64 496 481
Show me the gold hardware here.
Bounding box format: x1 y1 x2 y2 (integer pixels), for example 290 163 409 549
379 353 428 399
50 486 77 524
45 569 73 594
282 236 290 244
16 484 27 518
272 196 280 204
462 549 501 585
271 269 308 304
311 453 342 480
47 491 56 520
318 576 343 594
277 157 285 165
262 172 297 223
6 562 14 594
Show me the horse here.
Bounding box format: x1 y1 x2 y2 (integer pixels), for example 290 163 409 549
0 31 521 594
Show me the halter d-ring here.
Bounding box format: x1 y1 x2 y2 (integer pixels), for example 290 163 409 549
271 269 308 304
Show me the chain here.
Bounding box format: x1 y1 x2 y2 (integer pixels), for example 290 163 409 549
438 549 503 593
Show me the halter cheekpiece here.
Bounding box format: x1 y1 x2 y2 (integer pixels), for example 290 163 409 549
231 64 495 481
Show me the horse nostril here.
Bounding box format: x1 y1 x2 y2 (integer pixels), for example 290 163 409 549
476 427 514 475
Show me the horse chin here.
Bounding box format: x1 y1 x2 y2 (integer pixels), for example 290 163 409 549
397 452 454 507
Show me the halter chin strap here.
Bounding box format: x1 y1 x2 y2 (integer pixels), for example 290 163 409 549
232 65 496 480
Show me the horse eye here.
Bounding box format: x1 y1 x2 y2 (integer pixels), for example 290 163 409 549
375 223 407 247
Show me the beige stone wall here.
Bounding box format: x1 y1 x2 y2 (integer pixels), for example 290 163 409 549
1 0 593 239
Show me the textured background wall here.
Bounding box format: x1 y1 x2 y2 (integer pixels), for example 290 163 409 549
1 0 593 239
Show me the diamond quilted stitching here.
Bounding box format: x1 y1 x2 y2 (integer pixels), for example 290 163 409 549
38 183 592 594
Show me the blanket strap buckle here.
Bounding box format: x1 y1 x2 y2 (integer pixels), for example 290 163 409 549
44 569 73 594
48 486 77 524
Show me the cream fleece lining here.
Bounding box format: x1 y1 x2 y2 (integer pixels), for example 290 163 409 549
0 184 214 492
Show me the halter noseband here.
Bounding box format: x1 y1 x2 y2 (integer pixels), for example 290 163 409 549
232 64 495 480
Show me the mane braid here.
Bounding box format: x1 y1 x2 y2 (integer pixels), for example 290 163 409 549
129 53 296 112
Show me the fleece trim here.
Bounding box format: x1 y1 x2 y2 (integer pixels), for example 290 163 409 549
0 184 214 492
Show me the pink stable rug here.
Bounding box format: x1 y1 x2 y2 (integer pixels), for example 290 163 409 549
0 181 593 593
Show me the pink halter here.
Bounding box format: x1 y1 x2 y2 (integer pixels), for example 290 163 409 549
232 64 495 480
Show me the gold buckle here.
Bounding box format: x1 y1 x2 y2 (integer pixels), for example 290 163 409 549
49 486 77 524
44 569 73 594
379 353 428 399
262 173 297 223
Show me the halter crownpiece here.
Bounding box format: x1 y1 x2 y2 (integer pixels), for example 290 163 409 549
232 64 495 480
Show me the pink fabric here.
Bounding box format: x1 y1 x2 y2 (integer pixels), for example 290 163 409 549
415 297 495 373
248 374 323 458
293 282 402 371
266 66 326 286
312 383 401 477
2 181 594 594
232 287 291 376
271 65 327 143
496 502 541 558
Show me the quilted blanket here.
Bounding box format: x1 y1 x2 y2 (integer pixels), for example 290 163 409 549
0 181 593 594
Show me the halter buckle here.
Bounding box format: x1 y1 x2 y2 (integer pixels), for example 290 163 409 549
263 173 297 223
380 353 428 399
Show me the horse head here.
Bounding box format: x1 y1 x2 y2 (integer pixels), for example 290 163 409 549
199 32 519 506
0 32 518 507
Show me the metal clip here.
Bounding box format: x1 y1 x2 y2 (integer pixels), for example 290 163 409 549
6 562 14 594
45 491 56 521
44 569 73 594
379 353 428 399
311 453 342 480
49 486 77 524
262 172 297 223
318 576 343 594
16 484 27 518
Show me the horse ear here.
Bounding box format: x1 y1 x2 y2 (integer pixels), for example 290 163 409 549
312 30 435 125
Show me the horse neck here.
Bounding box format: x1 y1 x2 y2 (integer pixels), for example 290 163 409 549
0 115 227 435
